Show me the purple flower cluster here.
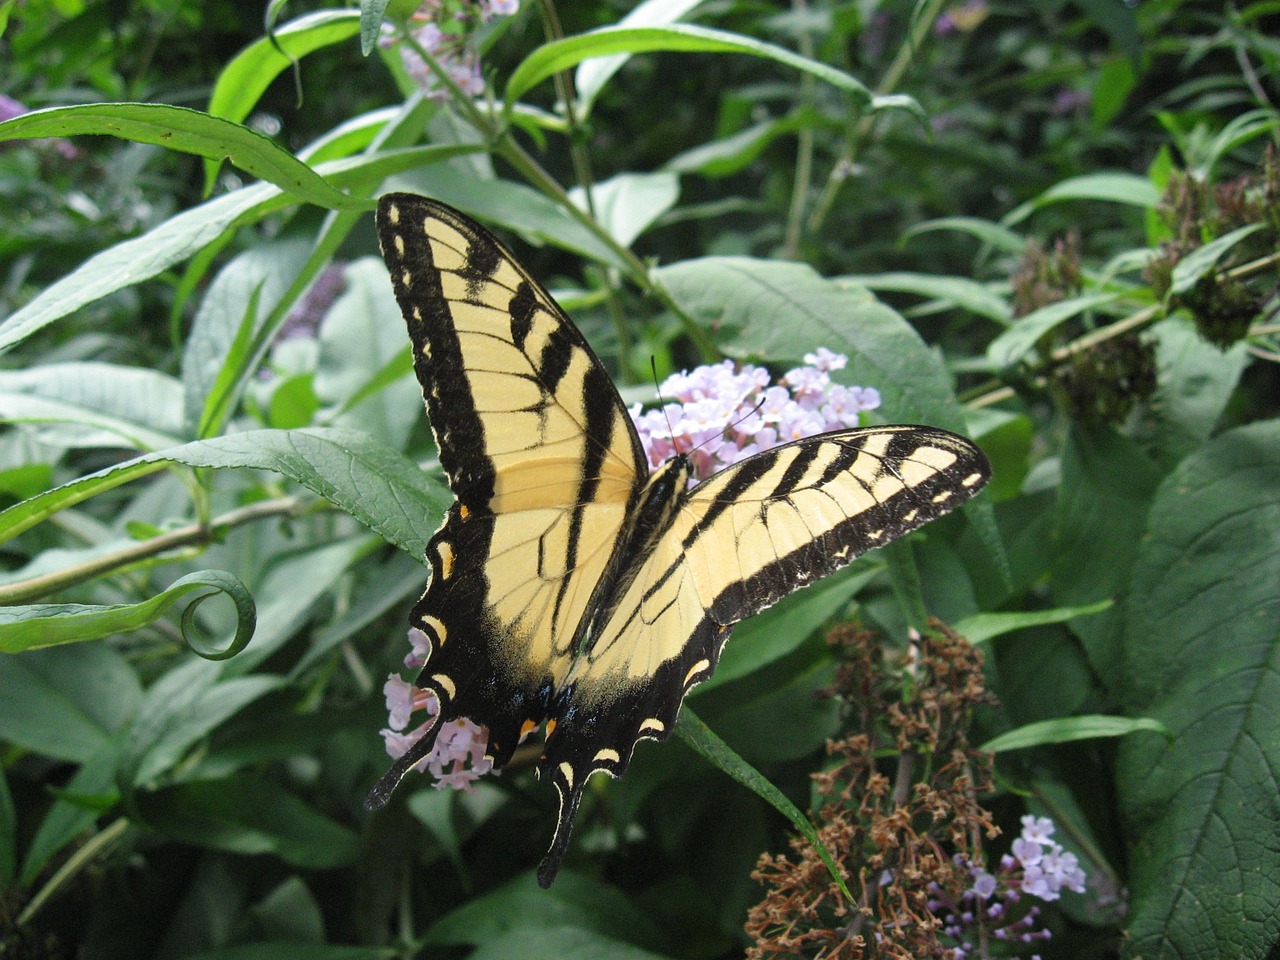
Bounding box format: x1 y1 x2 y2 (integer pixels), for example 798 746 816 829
629 349 880 483
929 815 1087 957
381 0 519 102
379 628 493 791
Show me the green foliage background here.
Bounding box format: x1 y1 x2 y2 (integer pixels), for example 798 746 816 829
1 0 1278 957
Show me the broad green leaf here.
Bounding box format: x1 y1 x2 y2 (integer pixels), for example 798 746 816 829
314 258 420 449
359 0 394 55
1002 172 1160 227
570 172 679 248
390 166 628 270
1049 425 1163 678
901 216 1026 254
981 714 1166 753
575 0 707 118
0 570 256 657
20 752 119 884
1116 420 1280 959
0 643 141 762
137 775 361 868
204 10 362 190
468 929 679 960
182 946 388 960
406 782 508 881
0 771 13 882
707 656 839 763
0 392 183 451
844 272 1012 325
0 144 479 356
986 293 1120 370
0 362 186 444
1169 223 1267 296
954 598 1112 645
122 658 283 788
658 257 1006 583
0 103 359 210
1129 316 1249 471
182 239 311 434
675 708 855 904
507 24 872 108
427 871 665 950
0 428 449 558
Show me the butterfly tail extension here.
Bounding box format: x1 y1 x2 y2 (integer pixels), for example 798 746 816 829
537 760 591 888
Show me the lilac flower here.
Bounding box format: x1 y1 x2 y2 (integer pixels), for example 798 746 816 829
382 0 518 102
629 352 881 483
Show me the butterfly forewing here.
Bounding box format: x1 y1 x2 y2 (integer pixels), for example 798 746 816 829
372 194 645 788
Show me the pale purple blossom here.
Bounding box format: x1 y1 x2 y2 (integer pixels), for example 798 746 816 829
381 1 518 101
629 352 880 483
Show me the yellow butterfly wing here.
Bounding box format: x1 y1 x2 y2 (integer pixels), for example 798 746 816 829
366 194 647 806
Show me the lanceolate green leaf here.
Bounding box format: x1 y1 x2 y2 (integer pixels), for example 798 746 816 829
675 707 856 905
0 103 360 210
507 24 873 108
1168 223 1266 296
0 428 448 557
1002 172 1160 227
204 9 362 191
0 143 479 356
981 714 1166 753
986 293 1120 371
1116 420 1280 959
0 570 256 658
955 599 1112 645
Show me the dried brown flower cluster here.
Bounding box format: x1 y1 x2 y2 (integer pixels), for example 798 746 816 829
1146 144 1280 348
1010 232 1083 318
1054 333 1157 425
745 621 998 960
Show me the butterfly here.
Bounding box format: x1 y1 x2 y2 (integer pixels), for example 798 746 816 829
364 193 991 886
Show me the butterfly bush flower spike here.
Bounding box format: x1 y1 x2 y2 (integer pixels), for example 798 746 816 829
381 629 493 792
381 0 519 101
629 352 880 482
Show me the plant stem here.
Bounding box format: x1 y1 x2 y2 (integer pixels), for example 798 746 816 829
0 497 304 605
17 817 131 927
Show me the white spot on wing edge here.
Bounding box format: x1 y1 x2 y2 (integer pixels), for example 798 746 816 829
683 658 711 688
385 202 401 225
431 673 457 701
639 717 665 735
593 748 621 765
421 614 447 646
558 761 574 790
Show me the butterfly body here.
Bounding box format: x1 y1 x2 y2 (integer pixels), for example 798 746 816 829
366 194 990 887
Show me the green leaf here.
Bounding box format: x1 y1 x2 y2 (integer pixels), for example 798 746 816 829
845 272 1012 325
1049 425 1163 678
182 946 389 960
467 929 679 960
0 570 256 658
1129 316 1249 471
137 775 361 868
901 216 1026 254
507 24 872 108
359 0 393 55
0 392 184 452
0 770 14 883
572 172 679 248
675 707 855 904
1116 420 1280 958
574 0 706 118
121 659 283 788
1169 223 1267 296
986 293 1121 370
0 143 478 356
0 103 360 210
954 599 1112 645
664 112 821 178
0 643 140 763
0 428 449 558
0 362 186 448
1002 172 1160 227
981 714 1166 753
427 871 665 950
20 752 119 884
204 10 362 190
